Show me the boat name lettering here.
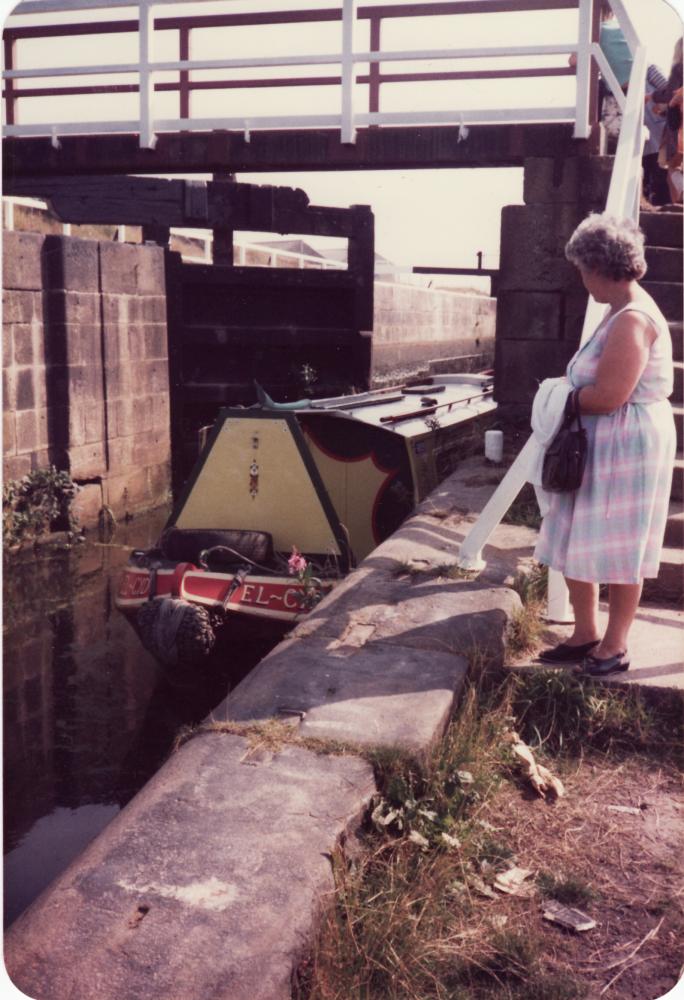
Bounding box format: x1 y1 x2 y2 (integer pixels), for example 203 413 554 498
241 583 284 606
282 588 300 609
239 583 302 610
119 573 150 598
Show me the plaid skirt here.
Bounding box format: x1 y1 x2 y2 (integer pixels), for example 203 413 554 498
534 399 676 583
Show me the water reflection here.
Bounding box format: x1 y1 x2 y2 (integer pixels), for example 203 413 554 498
3 508 272 928
4 804 120 925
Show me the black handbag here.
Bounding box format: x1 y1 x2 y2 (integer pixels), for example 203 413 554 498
541 389 588 493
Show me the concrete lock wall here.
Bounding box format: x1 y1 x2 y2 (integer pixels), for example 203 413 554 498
2 231 171 524
371 280 496 384
495 155 612 416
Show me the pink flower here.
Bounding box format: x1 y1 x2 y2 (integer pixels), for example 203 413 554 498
288 547 308 576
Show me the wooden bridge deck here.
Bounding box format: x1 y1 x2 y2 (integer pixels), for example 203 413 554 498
2 121 597 180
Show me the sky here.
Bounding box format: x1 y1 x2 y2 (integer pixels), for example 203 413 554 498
2 0 683 287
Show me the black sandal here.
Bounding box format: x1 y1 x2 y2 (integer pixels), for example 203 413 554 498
538 639 599 663
580 651 630 676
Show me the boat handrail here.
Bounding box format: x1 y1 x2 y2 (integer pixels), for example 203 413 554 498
379 388 493 425
310 392 406 412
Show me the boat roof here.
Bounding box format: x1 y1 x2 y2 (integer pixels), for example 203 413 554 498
299 373 496 439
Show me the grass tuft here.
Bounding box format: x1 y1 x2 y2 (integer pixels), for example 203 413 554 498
511 669 684 763
506 603 545 657
506 564 548 657
511 563 548 607
536 870 596 907
389 559 424 578
502 483 543 529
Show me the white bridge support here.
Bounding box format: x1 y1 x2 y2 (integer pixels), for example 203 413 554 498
341 0 359 144
457 0 647 625
138 0 155 150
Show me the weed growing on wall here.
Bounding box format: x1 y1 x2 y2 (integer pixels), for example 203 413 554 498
506 564 547 656
3 467 79 546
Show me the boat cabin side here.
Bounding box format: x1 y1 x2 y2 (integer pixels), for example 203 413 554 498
168 374 495 566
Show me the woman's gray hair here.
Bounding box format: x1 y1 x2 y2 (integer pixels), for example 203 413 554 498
565 213 647 281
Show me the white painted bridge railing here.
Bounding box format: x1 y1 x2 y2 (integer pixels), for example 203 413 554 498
5 0 593 147
457 0 647 620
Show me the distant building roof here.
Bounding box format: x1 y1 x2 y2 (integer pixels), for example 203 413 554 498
255 239 326 259
254 239 399 277
323 247 395 269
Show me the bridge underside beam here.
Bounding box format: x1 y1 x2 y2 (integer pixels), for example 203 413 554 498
2 123 596 180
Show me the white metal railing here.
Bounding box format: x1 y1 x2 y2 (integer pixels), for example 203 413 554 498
3 0 587 148
457 0 647 622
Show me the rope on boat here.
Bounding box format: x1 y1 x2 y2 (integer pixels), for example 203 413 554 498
137 597 216 667
199 545 274 574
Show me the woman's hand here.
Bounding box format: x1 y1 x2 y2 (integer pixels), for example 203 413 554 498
577 311 655 414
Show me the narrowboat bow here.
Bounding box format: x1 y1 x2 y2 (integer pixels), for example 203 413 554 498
115 373 496 666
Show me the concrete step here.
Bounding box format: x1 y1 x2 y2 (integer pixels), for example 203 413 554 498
643 545 684 605
645 245 683 283
671 322 683 363
642 280 683 320
673 451 684 502
640 209 684 250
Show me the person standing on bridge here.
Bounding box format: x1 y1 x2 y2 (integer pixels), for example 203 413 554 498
569 3 667 149
536 213 676 676
650 38 683 205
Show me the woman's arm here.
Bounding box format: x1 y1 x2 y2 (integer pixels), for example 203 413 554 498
647 64 668 90
577 312 656 414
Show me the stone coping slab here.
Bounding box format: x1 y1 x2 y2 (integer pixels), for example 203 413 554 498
5 733 375 1000
221 639 469 752
297 576 519 660
220 579 520 750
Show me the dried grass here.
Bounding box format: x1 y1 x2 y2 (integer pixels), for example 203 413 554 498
294 662 684 1000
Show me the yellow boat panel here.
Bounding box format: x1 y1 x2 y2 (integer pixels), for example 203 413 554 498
174 415 342 556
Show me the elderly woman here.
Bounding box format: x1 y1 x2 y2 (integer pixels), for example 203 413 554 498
536 213 676 676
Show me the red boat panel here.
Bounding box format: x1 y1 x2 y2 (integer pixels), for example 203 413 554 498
115 566 322 624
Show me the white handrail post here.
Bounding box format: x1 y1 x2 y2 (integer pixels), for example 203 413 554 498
139 0 155 149
457 437 537 570
607 50 647 220
574 0 593 139
341 0 358 144
547 569 573 622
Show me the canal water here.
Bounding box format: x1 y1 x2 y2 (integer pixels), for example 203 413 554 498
3 508 275 929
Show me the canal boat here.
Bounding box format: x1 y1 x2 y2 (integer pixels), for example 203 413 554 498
115 373 496 666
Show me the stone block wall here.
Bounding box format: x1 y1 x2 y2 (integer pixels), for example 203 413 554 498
495 155 612 415
371 281 496 384
3 231 171 524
